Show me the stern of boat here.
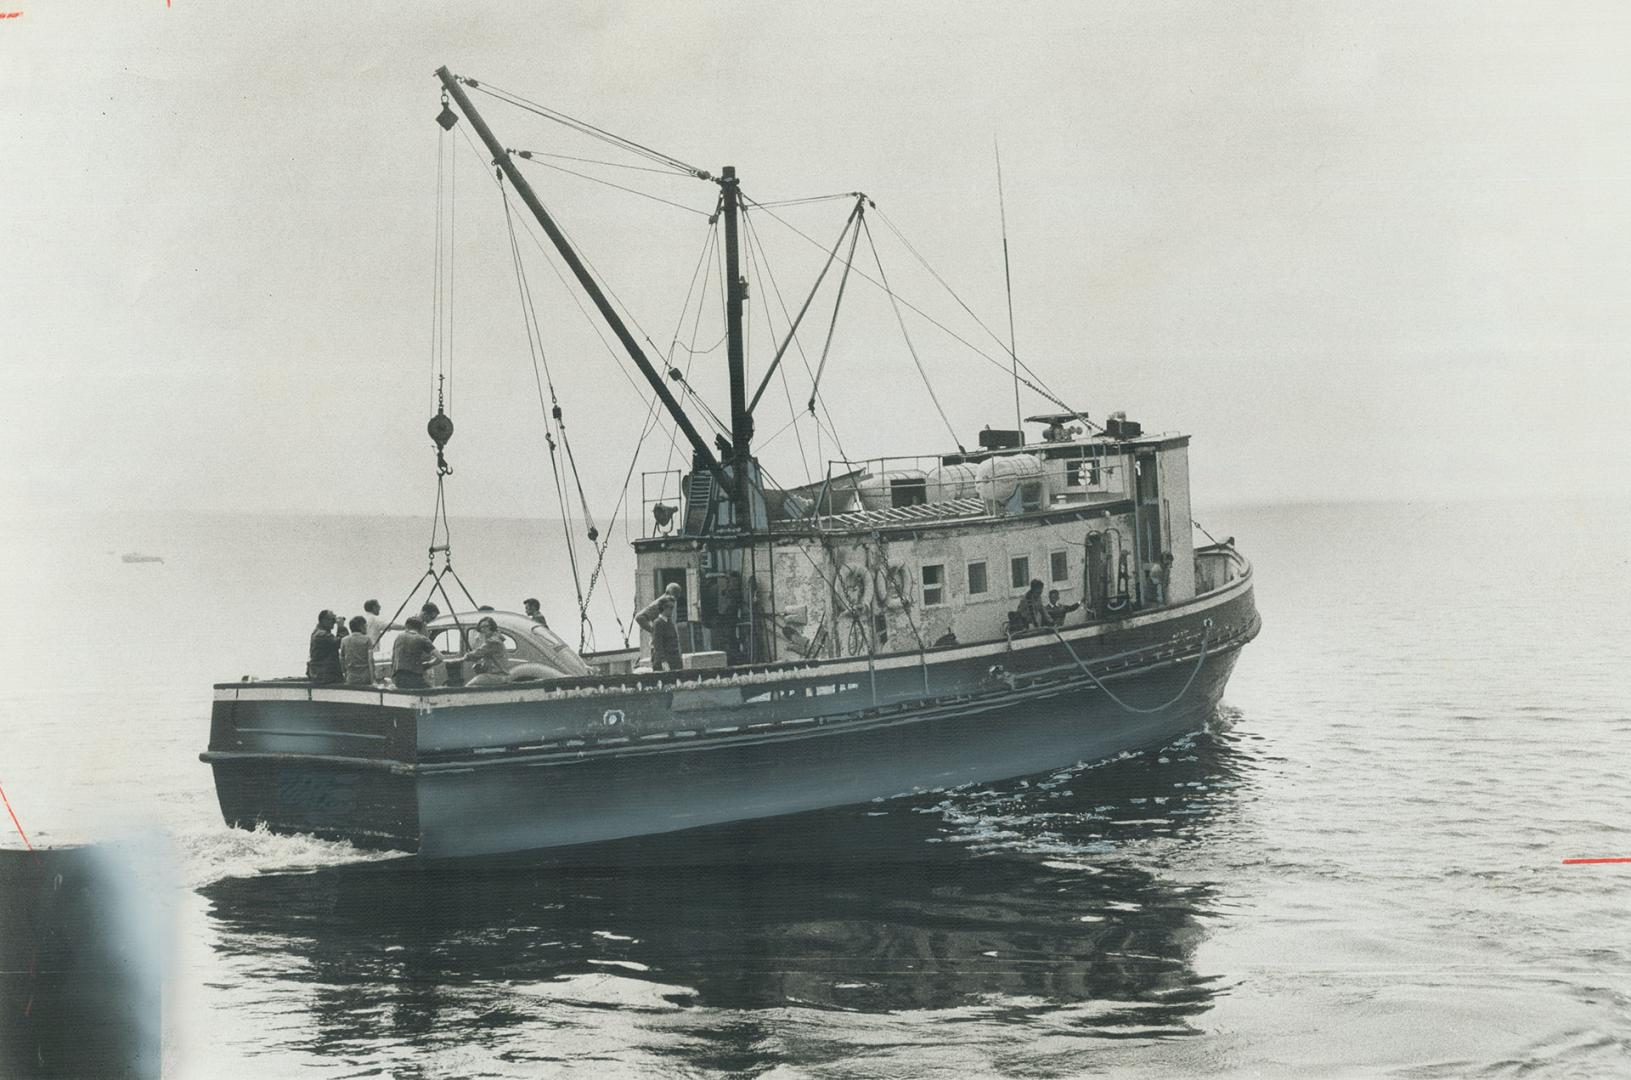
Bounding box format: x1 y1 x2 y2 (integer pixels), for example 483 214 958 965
200 685 421 852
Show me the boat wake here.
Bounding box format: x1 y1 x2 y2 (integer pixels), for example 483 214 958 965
178 821 401 887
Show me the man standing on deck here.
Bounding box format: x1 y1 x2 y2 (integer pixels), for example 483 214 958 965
391 617 439 689
308 610 343 684
636 582 684 632
362 599 388 645
523 597 549 628
649 596 684 672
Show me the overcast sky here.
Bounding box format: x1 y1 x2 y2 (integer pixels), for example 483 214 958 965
4 1 1628 524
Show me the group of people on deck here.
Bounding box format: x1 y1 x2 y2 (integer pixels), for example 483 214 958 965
306 597 550 688
308 576 1092 686
1012 579 1082 632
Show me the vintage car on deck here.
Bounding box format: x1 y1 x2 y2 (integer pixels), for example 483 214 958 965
377 610 592 686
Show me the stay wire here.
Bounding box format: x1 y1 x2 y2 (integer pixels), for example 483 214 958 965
512 152 711 217
509 148 689 176
746 195 1089 428
805 201 865 420
741 207 852 464
663 220 722 479
583 217 720 645
875 207 1101 433
738 207 814 483
860 214 964 452
468 80 705 178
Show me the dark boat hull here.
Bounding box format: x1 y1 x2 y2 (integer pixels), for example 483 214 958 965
204 579 1257 859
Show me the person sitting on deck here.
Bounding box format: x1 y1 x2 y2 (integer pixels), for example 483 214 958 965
1014 579 1047 630
636 582 683 632
340 615 374 685
307 610 343 684
1044 589 1081 627
523 597 549 628
460 616 510 687
391 617 439 689
649 596 684 672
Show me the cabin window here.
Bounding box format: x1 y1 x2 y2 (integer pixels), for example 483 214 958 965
967 560 988 596
1010 555 1030 590
890 478 927 508
1066 459 1102 488
921 563 945 606
1050 550 1069 583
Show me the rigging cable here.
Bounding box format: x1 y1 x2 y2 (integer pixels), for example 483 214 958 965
874 205 1101 433
747 195 1096 432
582 217 723 645
429 124 445 414
738 207 818 482
804 200 865 416
498 172 591 646
742 194 864 416
450 122 680 423
860 213 966 453
739 204 854 463
464 78 707 178
512 151 710 216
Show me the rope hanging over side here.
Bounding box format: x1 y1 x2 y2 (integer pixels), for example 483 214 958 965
1049 623 1212 715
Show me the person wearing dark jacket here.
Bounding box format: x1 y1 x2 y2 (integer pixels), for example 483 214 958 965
649 597 684 672
391 617 439 689
1014 579 1047 630
308 610 343 684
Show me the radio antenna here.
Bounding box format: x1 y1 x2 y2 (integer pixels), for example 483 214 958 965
995 138 1022 435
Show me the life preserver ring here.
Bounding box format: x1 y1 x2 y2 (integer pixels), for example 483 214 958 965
874 563 910 610
837 563 870 612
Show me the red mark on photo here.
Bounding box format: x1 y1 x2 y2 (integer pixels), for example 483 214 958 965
0 12 24 20
0 780 31 850
1562 857 1631 865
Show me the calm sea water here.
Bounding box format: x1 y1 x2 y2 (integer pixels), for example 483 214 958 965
1 501 1628 1078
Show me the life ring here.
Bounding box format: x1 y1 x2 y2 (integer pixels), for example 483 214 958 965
837 563 870 612
873 563 910 610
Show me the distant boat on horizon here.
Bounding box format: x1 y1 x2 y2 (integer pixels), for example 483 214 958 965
120 552 163 564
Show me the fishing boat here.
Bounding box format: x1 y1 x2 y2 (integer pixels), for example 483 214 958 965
201 67 1260 859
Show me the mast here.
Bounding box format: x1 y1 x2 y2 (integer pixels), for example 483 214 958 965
433 66 729 490
720 166 755 529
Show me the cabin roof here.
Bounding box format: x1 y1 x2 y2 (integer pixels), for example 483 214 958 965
779 497 986 533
